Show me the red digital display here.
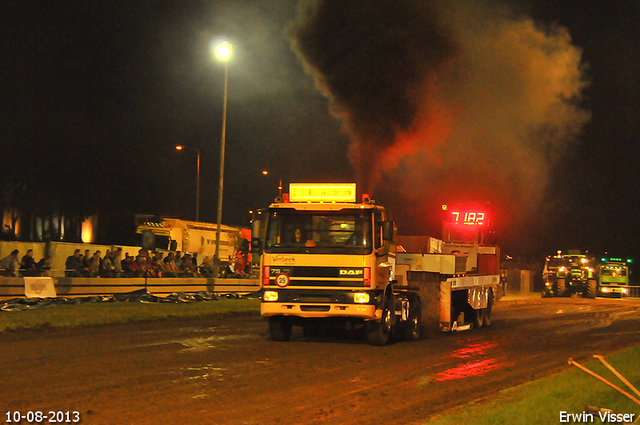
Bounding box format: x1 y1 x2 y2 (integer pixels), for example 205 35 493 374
450 211 486 226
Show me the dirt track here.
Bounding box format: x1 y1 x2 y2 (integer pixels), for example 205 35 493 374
3 295 640 425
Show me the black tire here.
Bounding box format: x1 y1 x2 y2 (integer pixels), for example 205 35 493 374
554 278 567 297
584 279 597 299
269 316 292 341
404 295 422 341
483 292 493 327
473 307 485 329
366 294 393 346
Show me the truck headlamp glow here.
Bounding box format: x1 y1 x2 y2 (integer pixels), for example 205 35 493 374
353 293 370 304
602 288 610 293
263 291 279 302
622 288 628 294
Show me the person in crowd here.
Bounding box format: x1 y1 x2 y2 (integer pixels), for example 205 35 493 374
35 255 52 276
199 256 215 277
163 252 180 277
174 251 183 271
137 256 153 277
89 251 102 277
233 249 248 277
127 255 143 277
81 249 92 276
181 253 197 277
64 249 82 277
20 249 37 276
101 251 115 278
0 249 20 277
113 247 124 276
153 252 169 277
122 254 135 277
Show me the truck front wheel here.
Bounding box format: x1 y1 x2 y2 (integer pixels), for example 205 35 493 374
269 316 293 341
366 295 393 346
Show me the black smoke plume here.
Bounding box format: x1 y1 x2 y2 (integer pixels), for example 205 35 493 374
289 0 589 237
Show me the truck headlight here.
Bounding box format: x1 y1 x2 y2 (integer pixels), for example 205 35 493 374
354 293 370 304
622 288 628 294
263 291 279 302
602 288 609 293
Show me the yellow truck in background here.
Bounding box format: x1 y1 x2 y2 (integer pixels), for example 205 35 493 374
136 218 244 269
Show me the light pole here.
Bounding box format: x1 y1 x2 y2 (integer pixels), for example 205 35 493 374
175 145 200 221
213 41 233 271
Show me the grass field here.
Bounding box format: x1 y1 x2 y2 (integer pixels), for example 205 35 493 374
424 346 640 424
0 297 261 332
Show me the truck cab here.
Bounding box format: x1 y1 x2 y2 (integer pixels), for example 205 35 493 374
599 257 631 298
258 183 408 345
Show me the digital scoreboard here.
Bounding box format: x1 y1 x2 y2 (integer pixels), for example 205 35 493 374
442 205 487 226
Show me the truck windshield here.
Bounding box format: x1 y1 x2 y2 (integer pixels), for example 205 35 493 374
601 267 627 277
264 209 374 255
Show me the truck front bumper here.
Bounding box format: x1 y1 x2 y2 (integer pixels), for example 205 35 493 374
261 302 378 319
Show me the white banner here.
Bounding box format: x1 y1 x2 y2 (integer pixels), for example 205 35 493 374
24 277 57 298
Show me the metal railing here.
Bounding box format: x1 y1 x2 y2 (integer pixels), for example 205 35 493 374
627 286 640 298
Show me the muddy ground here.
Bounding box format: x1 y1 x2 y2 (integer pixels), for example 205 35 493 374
2 295 640 424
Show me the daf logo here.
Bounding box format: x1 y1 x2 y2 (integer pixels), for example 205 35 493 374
339 269 363 276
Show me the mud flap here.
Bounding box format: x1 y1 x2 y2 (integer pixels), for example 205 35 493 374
440 280 451 331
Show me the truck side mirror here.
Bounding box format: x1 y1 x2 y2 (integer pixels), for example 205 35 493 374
382 221 393 241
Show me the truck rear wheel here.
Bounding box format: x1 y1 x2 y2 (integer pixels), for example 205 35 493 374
473 307 485 328
404 295 421 341
554 278 567 297
584 279 597 299
269 316 293 341
366 295 393 346
483 292 494 327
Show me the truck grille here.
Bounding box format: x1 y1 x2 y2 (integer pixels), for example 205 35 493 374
300 296 332 303
300 305 331 312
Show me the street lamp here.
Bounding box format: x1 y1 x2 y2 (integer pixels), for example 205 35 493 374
262 170 283 199
175 145 200 221
213 40 233 271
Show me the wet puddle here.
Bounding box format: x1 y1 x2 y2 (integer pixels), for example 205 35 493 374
430 340 511 382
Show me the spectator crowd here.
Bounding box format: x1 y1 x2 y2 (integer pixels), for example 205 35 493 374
0 247 250 279
0 249 51 277
63 247 249 278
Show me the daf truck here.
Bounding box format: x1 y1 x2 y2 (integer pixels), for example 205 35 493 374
256 184 502 346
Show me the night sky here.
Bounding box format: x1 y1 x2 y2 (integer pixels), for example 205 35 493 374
2 0 639 262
